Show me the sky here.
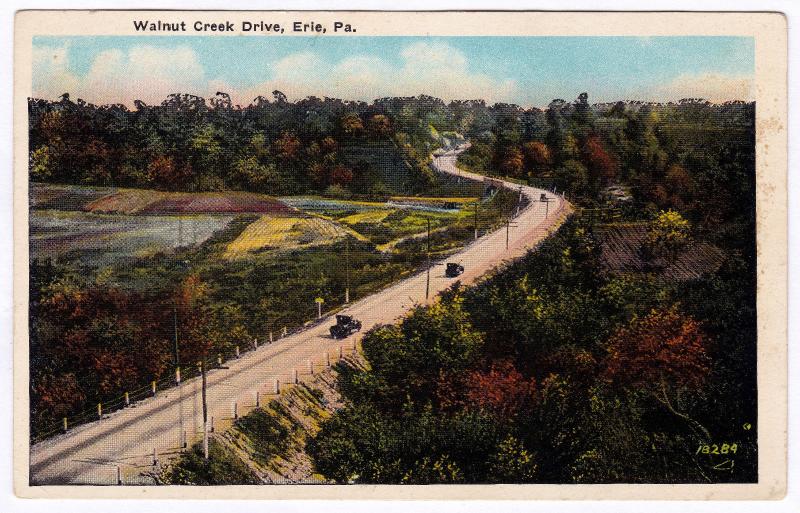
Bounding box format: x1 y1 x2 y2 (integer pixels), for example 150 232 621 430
31 36 754 108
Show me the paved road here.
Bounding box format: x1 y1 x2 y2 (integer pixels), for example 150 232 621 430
28 148 569 485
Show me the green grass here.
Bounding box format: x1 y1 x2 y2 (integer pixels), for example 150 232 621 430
160 437 260 485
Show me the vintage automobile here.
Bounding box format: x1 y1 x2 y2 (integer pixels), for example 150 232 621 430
445 262 465 277
330 314 362 339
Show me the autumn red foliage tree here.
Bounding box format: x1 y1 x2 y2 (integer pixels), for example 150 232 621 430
522 141 552 177
30 284 174 431
603 306 711 438
498 147 524 177
273 131 302 160
147 155 192 190
329 165 355 186
464 360 537 420
582 134 618 188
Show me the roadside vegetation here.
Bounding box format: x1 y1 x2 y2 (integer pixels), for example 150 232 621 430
309 215 757 483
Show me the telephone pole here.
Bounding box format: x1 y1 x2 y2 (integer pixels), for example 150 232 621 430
425 217 431 300
201 359 209 460
173 305 179 368
345 236 350 303
473 202 479 240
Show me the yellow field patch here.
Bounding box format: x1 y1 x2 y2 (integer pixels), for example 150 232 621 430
338 210 393 225
225 214 367 258
389 196 479 204
225 215 330 258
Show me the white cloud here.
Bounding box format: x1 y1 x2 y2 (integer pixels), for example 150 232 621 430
227 41 518 106
32 44 207 105
34 42 749 108
650 73 753 103
32 44 80 99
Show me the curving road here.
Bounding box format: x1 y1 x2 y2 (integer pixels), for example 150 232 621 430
28 147 570 485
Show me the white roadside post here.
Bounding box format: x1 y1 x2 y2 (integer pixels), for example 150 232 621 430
315 297 324 319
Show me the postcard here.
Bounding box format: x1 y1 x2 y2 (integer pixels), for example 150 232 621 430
13 10 787 499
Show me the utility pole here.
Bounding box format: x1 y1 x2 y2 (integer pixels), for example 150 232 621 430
425 217 431 300
473 202 478 240
345 236 350 303
173 304 179 369
174 302 185 450
201 359 209 460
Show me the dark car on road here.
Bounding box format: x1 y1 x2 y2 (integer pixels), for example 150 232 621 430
445 262 464 277
330 314 362 339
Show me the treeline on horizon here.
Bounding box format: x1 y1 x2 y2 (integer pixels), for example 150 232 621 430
28 91 754 204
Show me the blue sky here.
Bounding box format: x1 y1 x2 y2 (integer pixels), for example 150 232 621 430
32 36 754 107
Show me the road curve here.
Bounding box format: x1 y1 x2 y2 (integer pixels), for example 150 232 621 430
29 147 570 485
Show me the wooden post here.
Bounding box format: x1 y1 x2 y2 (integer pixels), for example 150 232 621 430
97 403 102 420
152 448 158 466
292 369 298 384
255 391 260 408
116 466 122 485
307 359 314 375
338 346 343 359
62 417 68 433
210 416 215 433
274 378 280 394
233 402 238 419
175 366 181 385
235 345 240 358
325 351 331 367
201 361 208 460
425 217 431 300
282 326 288 337
269 331 274 343
151 380 157 396
474 202 478 240
124 392 130 406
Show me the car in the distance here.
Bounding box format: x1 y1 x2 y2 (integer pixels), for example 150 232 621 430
445 262 464 278
330 314 362 339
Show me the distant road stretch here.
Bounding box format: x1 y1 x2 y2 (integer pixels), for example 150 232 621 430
29 147 570 485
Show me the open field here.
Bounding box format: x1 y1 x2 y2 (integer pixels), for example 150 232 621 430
30 210 235 265
31 183 293 215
